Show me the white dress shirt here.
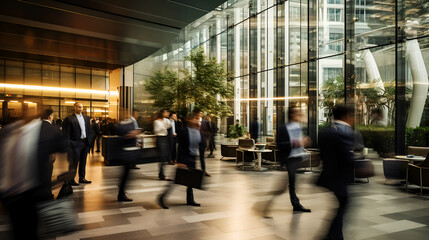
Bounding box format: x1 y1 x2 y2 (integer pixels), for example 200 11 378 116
153 118 170 136
75 113 86 139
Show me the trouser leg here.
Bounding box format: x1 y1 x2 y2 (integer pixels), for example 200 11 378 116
186 187 194 203
285 157 301 207
327 191 348 240
78 142 89 181
119 163 131 195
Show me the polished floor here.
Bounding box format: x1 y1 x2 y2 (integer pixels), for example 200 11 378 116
1 144 429 240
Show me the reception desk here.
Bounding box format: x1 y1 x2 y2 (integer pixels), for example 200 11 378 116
101 134 159 166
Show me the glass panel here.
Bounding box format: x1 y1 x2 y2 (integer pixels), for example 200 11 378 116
24 62 42 96
76 68 91 99
318 55 344 125
405 37 429 148
60 66 75 99
354 44 396 156
42 65 60 97
355 0 395 50
404 0 429 38
319 0 345 58
5 60 23 95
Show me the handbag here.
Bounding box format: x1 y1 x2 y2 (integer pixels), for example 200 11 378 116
174 167 205 190
57 182 73 199
37 196 78 238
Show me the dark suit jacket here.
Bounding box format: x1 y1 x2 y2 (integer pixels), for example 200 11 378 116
0 120 68 200
276 124 292 161
91 121 101 137
38 121 68 198
62 114 92 147
177 126 205 167
317 123 355 195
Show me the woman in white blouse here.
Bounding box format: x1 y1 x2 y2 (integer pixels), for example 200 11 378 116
153 109 172 180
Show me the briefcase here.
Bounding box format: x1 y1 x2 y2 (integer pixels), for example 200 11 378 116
174 167 205 190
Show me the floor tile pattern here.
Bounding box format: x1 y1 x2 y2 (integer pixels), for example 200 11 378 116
1 142 428 240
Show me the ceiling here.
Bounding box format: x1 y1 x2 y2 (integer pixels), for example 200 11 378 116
0 0 226 70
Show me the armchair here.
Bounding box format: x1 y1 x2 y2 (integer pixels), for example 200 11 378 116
236 139 257 170
406 153 429 194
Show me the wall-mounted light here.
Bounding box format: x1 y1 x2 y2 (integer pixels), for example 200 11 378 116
0 83 118 96
0 100 4 102
232 96 309 101
10 100 18 103
65 101 76 104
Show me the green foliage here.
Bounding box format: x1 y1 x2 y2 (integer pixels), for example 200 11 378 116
356 125 395 156
318 125 429 156
228 124 246 139
319 75 344 117
144 47 233 117
406 127 429 147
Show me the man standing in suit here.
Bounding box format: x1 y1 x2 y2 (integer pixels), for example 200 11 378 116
265 107 311 215
63 102 92 185
318 105 355 240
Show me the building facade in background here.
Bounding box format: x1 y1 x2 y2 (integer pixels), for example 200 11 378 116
136 0 427 154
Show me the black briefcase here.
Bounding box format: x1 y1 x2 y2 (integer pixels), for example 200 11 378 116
174 167 205 190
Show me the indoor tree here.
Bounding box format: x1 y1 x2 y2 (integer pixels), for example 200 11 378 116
144 46 234 117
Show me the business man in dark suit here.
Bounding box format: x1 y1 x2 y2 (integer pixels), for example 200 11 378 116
91 118 101 154
41 109 61 198
158 113 204 209
265 107 311 215
318 105 355 240
114 109 142 202
196 109 210 177
0 110 67 240
63 102 92 185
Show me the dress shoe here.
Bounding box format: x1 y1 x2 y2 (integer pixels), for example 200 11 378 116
293 206 311 213
79 179 92 184
131 165 140 169
204 172 211 177
160 177 173 181
186 201 201 207
157 195 168 209
117 194 133 202
207 155 215 158
70 180 79 186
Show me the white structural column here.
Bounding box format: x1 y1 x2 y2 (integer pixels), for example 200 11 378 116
284 1 290 118
361 49 388 125
406 39 429 128
257 0 262 125
266 3 275 135
234 8 241 122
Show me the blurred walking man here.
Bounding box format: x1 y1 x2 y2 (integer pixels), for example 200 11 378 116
63 102 92 185
264 107 311 216
318 105 355 240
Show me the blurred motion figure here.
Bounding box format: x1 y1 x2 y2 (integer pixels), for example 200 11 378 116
0 109 67 239
264 107 311 217
318 105 355 240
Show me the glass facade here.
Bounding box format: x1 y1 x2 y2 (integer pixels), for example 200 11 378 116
0 59 111 125
134 0 429 155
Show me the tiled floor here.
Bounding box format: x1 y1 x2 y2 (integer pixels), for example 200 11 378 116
1 144 429 240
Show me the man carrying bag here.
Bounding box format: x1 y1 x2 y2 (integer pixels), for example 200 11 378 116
158 112 205 209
